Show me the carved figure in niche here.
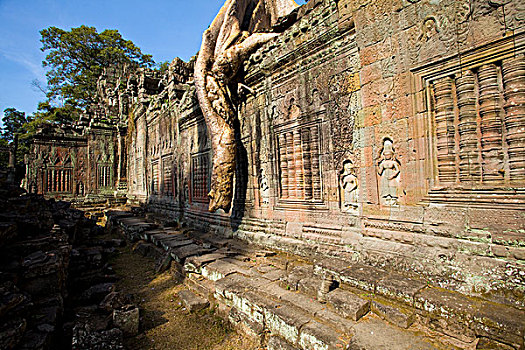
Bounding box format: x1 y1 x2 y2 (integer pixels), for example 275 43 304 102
258 168 270 205
377 138 401 206
339 160 358 212
420 17 438 42
286 98 301 120
195 0 297 212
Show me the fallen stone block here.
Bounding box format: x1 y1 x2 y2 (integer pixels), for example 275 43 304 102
297 276 322 299
184 253 228 273
178 290 209 312
113 306 140 336
170 244 212 263
186 274 216 299
202 260 241 281
264 301 311 345
371 300 415 329
326 289 370 321
160 238 194 251
79 282 115 303
155 254 172 273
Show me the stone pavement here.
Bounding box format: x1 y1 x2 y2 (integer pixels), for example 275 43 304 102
107 210 525 350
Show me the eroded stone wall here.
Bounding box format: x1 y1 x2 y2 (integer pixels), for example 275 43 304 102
29 0 525 307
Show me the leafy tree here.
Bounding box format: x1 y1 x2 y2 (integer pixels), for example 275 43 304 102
40 25 154 113
1 108 29 142
1 108 32 168
156 60 170 73
0 138 9 169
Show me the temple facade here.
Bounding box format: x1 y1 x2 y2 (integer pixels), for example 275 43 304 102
26 0 525 308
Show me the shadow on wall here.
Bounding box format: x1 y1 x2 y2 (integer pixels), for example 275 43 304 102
231 118 248 231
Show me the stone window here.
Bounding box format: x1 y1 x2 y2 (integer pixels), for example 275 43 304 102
97 165 112 188
191 152 210 202
276 121 322 202
152 161 160 194
45 168 72 193
430 56 524 187
162 158 173 196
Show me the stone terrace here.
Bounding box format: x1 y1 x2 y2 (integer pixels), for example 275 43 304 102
108 210 525 350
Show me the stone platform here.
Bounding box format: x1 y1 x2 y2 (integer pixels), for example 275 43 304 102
108 210 525 350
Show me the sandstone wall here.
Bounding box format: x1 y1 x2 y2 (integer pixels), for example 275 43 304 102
126 0 524 306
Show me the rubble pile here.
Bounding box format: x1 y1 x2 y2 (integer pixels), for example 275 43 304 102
0 191 134 350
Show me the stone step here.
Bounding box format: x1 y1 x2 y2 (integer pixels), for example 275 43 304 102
184 253 229 274
159 238 194 251
177 289 209 312
315 258 525 349
325 289 370 321
371 298 415 329
169 244 213 263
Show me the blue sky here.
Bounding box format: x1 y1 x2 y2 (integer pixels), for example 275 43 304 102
0 0 307 124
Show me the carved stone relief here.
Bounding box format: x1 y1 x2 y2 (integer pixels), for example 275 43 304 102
377 138 401 206
339 159 358 212
327 70 360 167
259 168 270 205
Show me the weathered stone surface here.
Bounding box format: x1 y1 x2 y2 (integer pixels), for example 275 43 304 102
72 324 123 350
184 253 228 273
169 244 212 263
298 320 349 350
178 290 209 312
371 300 415 329
112 306 140 336
267 335 298 350
264 302 311 345
21 0 525 346
376 273 427 305
349 317 438 350
203 260 245 281
338 264 387 293
326 289 370 321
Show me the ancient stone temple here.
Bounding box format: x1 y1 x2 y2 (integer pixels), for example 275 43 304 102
24 0 525 347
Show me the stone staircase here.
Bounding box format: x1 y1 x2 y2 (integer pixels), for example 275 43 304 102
106 210 525 350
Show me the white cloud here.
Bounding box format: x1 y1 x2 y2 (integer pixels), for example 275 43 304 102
0 48 45 79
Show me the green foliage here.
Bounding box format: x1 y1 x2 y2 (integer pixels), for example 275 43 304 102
156 60 170 73
0 138 8 169
40 25 154 112
1 108 29 142
1 108 33 167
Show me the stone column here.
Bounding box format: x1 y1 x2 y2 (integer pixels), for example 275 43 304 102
433 77 457 184
279 133 288 198
285 132 295 198
478 63 504 182
301 128 313 200
502 55 525 182
293 129 304 199
310 126 322 200
456 71 481 183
